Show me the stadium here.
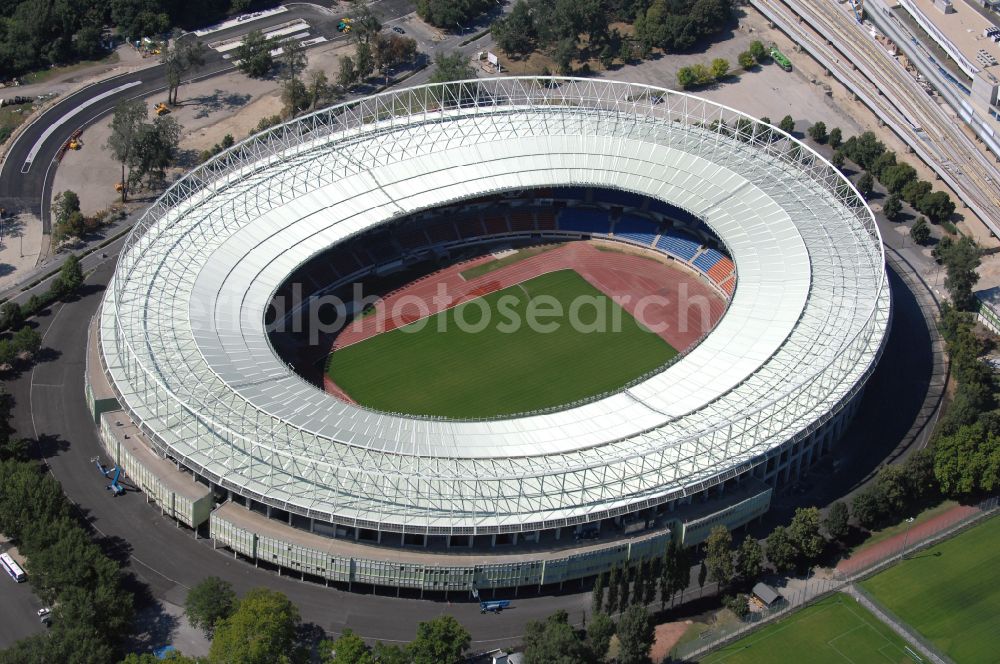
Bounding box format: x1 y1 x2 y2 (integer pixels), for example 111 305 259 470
86 77 890 595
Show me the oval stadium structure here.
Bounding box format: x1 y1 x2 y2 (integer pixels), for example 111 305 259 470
86 78 890 594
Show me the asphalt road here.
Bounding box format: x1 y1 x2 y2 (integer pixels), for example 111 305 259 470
0 563 48 648
2 257 591 652
0 2 417 232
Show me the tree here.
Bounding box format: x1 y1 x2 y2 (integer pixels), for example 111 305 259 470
842 132 887 171
305 69 330 111
748 40 767 62
736 537 763 582
408 615 470 664
11 326 41 358
429 50 476 84
616 605 653 664
493 0 536 58
880 162 918 194
52 190 86 243
778 115 795 134
105 99 148 203
870 150 897 180
910 217 931 245
828 127 843 149
522 610 591 664
607 565 620 614
934 421 1000 496
851 490 883 530
671 544 690 604
765 526 796 573
710 57 729 80
823 501 850 541
902 179 932 206
723 593 750 619
883 193 902 221
856 171 874 199
938 235 981 310
416 0 492 29
338 55 358 89
355 41 375 80
162 34 206 105
788 507 824 565
0 302 23 331
677 66 697 89
235 30 274 79
0 340 16 369
281 78 309 116
588 611 615 661
808 121 827 144
738 50 754 70
279 36 307 85
697 560 707 594
52 254 84 297
831 150 845 170
704 525 734 588
185 576 237 637
618 564 631 609
131 115 182 188
320 629 374 664
208 588 301 664
592 571 606 614
918 190 956 225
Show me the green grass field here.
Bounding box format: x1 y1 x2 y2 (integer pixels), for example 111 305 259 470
859 514 1000 664
699 594 919 664
326 269 676 417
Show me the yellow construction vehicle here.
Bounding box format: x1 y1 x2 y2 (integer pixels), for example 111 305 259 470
67 138 81 150
154 102 171 116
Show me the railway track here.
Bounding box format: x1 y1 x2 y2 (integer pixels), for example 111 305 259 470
752 0 1000 228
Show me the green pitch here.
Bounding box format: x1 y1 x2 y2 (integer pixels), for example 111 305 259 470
860 514 1000 664
699 594 919 664
326 269 676 418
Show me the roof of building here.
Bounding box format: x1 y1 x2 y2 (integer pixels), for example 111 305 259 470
753 582 781 605
100 78 889 534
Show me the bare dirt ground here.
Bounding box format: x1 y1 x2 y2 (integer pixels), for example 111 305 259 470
0 212 43 289
52 41 352 217
649 621 690 662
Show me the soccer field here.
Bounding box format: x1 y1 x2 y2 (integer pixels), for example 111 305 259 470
859 514 1000 664
699 594 919 664
326 269 677 418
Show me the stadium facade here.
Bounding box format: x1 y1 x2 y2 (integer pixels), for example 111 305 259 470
86 78 890 594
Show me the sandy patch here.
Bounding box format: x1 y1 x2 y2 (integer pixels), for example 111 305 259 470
649 621 690 663
53 41 353 217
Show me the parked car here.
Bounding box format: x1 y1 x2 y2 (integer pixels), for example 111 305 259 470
392 26 405 34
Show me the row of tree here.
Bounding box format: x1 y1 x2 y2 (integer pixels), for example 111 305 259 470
135 575 476 664
0 0 273 80
591 540 691 618
492 0 733 74
0 396 135 664
522 606 651 664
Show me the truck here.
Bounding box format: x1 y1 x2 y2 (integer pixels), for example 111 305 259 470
480 600 511 614
770 46 792 72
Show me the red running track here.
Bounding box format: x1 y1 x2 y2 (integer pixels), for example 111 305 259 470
323 241 727 390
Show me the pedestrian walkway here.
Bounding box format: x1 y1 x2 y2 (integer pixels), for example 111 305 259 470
835 502 980 578
844 585 947 664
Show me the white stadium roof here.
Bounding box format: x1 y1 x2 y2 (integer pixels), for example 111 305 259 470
100 78 889 534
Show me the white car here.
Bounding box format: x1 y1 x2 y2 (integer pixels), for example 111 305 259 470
36 608 50 618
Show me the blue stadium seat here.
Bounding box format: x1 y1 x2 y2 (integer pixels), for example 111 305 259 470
557 208 611 235
693 248 725 273
655 230 700 261
614 215 658 246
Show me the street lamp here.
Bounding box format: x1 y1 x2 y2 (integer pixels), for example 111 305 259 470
900 516 915 560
